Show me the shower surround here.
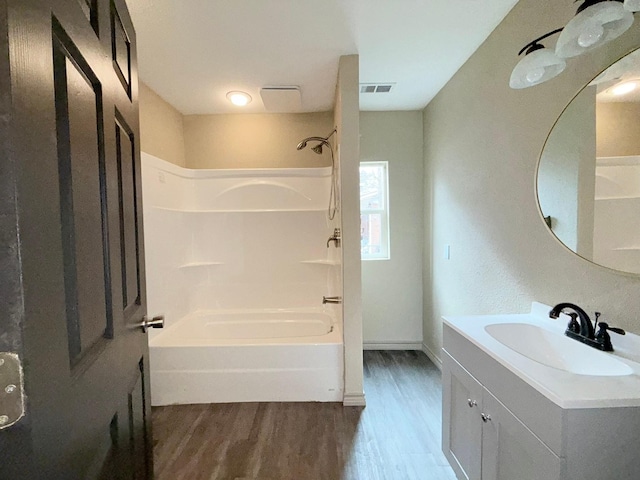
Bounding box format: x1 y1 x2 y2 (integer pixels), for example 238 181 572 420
142 153 343 405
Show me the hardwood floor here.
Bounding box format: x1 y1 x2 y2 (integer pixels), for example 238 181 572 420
152 350 456 480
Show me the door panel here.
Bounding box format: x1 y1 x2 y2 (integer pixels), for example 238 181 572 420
129 361 150 479
442 351 483 480
481 391 564 480
53 25 112 363
111 0 132 97
77 0 99 35
116 117 141 314
0 0 151 478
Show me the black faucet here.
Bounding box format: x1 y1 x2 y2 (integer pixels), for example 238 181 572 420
549 303 625 352
549 303 594 339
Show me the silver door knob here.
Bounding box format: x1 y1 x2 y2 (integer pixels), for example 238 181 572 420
137 315 165 333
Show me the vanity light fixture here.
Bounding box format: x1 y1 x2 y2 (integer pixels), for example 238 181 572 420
510 29 566 89
556 0 634 59
510 0 637 89
226 91 252 106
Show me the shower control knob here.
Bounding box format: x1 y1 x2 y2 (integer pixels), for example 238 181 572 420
137 315 165 333
327 228 341 248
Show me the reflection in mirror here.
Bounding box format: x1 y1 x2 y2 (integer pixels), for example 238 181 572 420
538 48 640 275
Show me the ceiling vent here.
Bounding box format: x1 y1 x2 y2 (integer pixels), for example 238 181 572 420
260 86 302 112
360 83 395 94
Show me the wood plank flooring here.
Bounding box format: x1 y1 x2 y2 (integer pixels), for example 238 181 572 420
152 350 456 480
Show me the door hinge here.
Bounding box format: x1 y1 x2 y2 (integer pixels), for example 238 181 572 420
0 353 25 430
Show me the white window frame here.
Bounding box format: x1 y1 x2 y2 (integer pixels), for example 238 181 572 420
360 161 390 261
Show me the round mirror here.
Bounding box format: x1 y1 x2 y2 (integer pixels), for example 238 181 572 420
537 48 640 275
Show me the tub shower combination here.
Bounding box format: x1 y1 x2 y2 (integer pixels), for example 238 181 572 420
142 151 343 405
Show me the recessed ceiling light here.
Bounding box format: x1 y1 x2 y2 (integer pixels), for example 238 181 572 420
226 91 252 106
611 81 638 96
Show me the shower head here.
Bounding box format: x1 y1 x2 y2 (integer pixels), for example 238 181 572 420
296 136 327 151
295 129 339 220
296 129 337 153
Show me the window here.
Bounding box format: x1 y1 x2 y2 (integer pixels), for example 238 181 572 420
360 161 389 260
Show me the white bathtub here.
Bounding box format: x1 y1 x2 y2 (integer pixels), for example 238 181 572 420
143 154 344 405
154 310 334 343
149 309 344 405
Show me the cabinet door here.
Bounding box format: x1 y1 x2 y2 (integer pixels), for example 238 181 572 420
481 391 564 480
442 351 483 480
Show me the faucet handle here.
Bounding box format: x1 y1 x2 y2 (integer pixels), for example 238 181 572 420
566 313 580 334
593 311 601 332
597 322 626 336
595 322 626 352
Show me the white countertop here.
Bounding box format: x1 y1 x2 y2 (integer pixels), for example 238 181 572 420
443 302 640 409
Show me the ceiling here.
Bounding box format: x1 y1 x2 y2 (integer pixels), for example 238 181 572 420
125 0 519 115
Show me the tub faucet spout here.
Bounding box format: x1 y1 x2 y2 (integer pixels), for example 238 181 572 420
323 296 342 304
327 228 341 248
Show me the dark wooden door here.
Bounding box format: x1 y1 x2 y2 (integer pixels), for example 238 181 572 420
0 0 153 478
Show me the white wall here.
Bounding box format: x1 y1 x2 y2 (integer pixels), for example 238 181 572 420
360 111 424 348
335 55 364 407
422 0 640 364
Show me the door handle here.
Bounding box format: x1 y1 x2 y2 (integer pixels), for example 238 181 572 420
137 315 165 333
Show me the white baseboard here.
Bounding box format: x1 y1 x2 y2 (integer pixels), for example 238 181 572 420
363 341 423 350
422 342 442 371
343 392 366 407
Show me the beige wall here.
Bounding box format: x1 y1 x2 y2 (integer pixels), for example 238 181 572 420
422 0 640 363
596 101 640 157
139 84 333 169
183 113 334 169
139 82 186 167
360 111 424 347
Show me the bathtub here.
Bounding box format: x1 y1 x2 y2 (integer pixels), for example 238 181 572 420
149 309 344 405
143 154 344 405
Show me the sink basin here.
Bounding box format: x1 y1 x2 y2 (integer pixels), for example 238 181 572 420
484 323 634 376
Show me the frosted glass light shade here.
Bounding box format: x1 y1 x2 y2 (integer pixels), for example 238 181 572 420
556 2 634 58
510 49 567 89
624 0 640 12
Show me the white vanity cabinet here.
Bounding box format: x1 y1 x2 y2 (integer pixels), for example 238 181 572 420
442 352 483 479
442 313 640 480
443 351 563 480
